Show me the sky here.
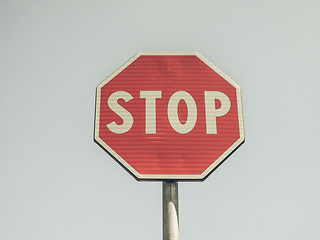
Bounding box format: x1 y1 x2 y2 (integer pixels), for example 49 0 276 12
1 0 320 239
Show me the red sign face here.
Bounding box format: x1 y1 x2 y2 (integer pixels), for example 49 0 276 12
94 52 244 180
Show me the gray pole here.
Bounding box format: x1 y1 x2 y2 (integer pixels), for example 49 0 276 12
163 181 179 240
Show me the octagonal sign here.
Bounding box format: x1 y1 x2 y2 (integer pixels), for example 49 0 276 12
94 52 244 180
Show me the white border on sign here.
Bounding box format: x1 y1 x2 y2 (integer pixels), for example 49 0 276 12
94 52 245 181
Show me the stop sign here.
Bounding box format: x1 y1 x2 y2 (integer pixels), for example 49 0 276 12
94 52 244 180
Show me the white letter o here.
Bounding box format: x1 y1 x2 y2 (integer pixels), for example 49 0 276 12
167 91 197 134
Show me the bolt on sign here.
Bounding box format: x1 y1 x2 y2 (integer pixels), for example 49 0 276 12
94 52 244 180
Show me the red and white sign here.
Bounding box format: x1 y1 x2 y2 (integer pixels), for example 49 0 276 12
94 52 244 180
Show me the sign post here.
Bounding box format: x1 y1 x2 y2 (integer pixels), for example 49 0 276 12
163 181 179 240
94 52 245 239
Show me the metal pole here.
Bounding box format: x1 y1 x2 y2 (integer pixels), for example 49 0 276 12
163 181 179 240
